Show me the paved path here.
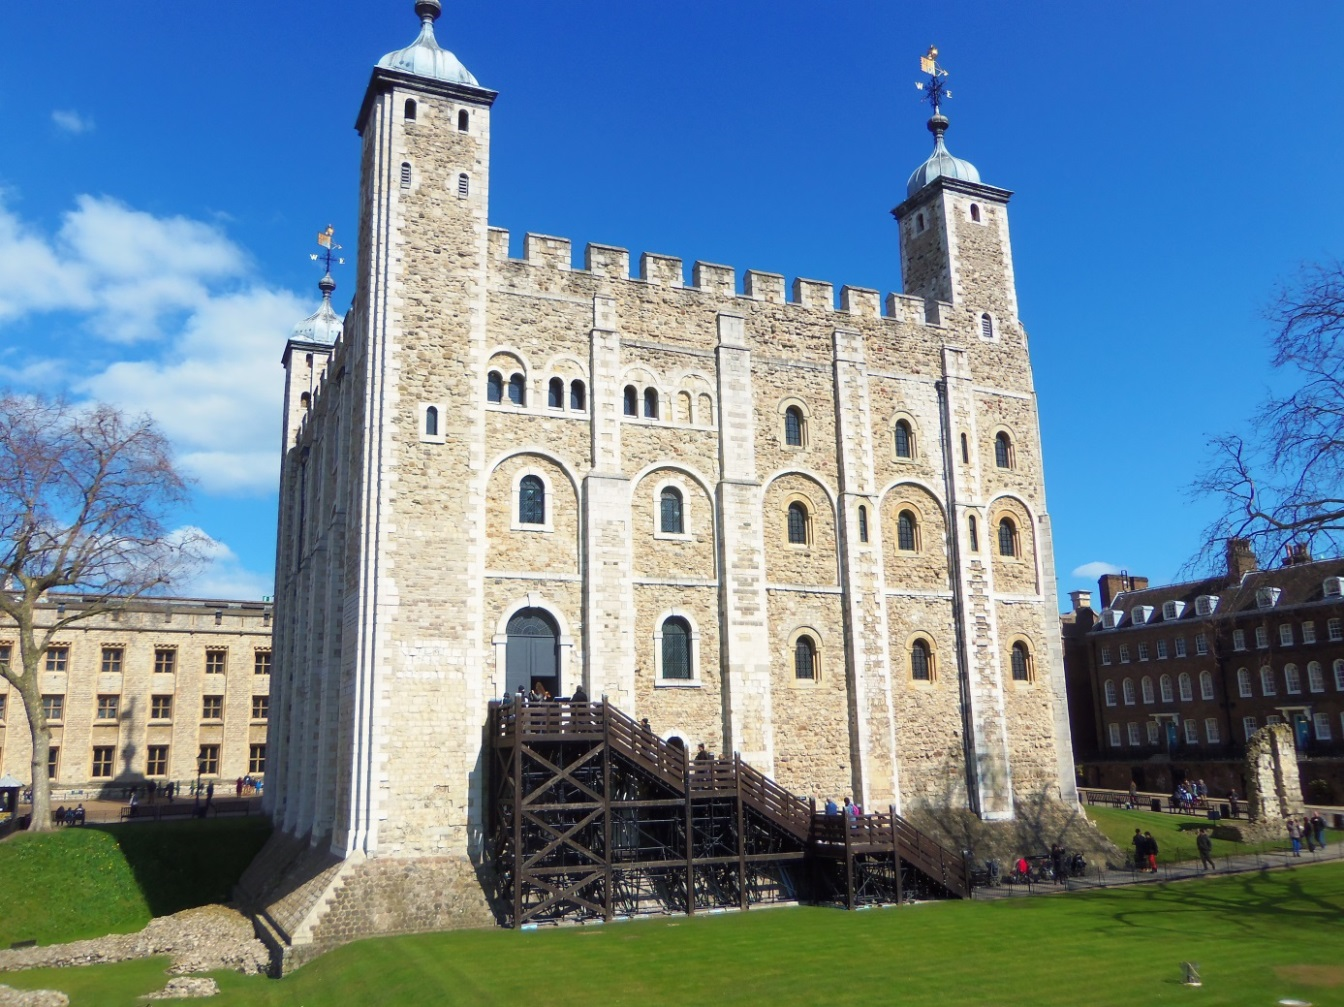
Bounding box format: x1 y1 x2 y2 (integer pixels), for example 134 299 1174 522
970 837 1344 901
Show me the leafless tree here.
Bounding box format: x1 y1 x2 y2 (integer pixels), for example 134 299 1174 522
1192 261 1344 568
0 393 203 830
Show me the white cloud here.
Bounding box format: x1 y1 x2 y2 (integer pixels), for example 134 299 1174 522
51 109 94 135
168 526 273 600
1072 561 1123 580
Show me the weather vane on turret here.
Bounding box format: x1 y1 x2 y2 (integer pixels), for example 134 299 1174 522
914 45 952 114
309 225 345 276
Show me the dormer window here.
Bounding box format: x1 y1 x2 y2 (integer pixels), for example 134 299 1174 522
1324 577 1344 599
1256 587 1282 610
1100 609 1122 630
1194 595 1218 617
1162 600 1186 621
1131 605 1153 626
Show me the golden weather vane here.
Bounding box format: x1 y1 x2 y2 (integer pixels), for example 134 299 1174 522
309 225 346 273
914 45 952 114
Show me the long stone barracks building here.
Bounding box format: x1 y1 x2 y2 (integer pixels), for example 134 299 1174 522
0 596 273 792
250 2 1079 954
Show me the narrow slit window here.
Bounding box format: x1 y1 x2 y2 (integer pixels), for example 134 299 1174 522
457 109 469 132
424 406 438 437
981 313 994 339
970 203 981 222
457 173 469 197
400 161 412 188
858 505 869 543
960 433 969 464
404 98 417 121
968 515 978 552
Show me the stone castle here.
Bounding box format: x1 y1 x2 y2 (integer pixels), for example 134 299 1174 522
251 2 1078 956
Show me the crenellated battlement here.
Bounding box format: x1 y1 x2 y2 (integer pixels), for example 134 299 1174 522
487 227 945 326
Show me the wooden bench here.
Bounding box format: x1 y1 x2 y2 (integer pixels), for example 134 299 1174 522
206 799 252 817
119 805 156 821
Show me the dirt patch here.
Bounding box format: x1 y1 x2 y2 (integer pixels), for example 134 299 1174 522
1275 964 1344 987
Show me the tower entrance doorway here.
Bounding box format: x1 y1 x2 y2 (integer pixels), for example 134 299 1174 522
506 608 560 698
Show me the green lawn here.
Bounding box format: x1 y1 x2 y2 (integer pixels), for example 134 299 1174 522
1084 804 1337 863
0 818 271 946
6 861 1343 1006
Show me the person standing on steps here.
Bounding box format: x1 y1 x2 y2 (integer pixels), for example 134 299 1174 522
1196 828 1215 871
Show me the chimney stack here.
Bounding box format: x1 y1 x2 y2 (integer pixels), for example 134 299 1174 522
1098 571 1147 608
1226 538 1258 582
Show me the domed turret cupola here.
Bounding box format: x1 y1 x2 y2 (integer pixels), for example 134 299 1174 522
377 1 479 86
291 271 343 346
892 47 1016 315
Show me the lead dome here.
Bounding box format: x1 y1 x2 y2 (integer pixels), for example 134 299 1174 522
376 0 479 86
906 114 980 197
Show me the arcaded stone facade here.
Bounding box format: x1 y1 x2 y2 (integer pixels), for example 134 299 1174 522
259 5 1077 949
0 596 273 791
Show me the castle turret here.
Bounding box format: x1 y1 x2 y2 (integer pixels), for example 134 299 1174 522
280 269 341 452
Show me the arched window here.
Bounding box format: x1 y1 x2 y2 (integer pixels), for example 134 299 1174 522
911 639 932 681
661 617 692 680
968 515 979 552
1334 659 1344 691
457 173 470 197
970 203 981 222
980 313 994 339
404 98 417 121
1285 664 1302 694
794 635 817 681
623 385 638 416
487 370 503 403
508 373 526 405
997 518 1017 557
518 475 545 525
1159 675 1173 703
548 377 564 409
1122 678 1136 705
894 420 913 458
1178 672 1193 701
424 405 438 437
995 431 1012 468
1200 670 1215 699
1104 680 1117 706
400 161 412 188
960 433 969 463
457 109 469 132
1260 666 1276 696
660 487 683 534
1141 676 1155 704
784 406 804 447
570 380 586 411
644 387 659 419
1307 662 1324 693
858 505 869 543
787 502 809 545
1011 642 1031 682
1237 667 1253 697
897 510 917 552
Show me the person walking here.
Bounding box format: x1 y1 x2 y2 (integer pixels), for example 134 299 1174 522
1143 831 1159 872
1196 827 1215 871
1310 811 1327 850
1287 818 1303 856
1131 828 1145 871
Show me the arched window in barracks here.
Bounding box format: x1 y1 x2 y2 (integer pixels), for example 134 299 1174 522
644 387 659 419
518 475 545 525
1201 669 1216 699
981 313 994 340
457 173 470 197
1160 675 1173 703
968 515 979 552
1122 678 1136 705
858 504 869 543
404 98 417 121
1141 676 1154 704
911 639 932 681
660 487 684 535
400 162 412 188
1104 680 1117 706
897 510 917 552
960 432 970 464
457 109 469 132
794 635 817 681
487 370 503 403
1011 641 1031 682
997 517 1017 557
570 380 586 411
662 617 692 680
787 502 809 545
1179 672 1194 701
784 406 804 447
424 406 438 437
508 373 526 406
970 203 981 222
548 377 564 409
894 419 913 458
623 385 638 416
995 431 1013 468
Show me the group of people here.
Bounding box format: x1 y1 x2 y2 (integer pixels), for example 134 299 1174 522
504 682 589 704
1287 813 1329 856
1130 829 1160 872
52 803 85 826
822 797 868 818
1171 779 1209 813
233 775 261 797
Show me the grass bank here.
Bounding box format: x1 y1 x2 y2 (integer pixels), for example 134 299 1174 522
1084 804 1337 863
0 817 270 946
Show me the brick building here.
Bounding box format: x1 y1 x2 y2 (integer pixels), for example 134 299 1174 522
0 595 273 792
254 3 1079 952
1065 541 1344 801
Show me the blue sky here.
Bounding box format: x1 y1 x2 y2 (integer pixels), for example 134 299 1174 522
2 2 1342 606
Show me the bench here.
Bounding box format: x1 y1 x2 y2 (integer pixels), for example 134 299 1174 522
207 799 253 817
119 805 156 821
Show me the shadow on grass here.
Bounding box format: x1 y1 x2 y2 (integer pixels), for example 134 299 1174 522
88 817 272 916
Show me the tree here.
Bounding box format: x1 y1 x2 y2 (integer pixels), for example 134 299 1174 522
0 393 202 831
1193 261 1344 568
